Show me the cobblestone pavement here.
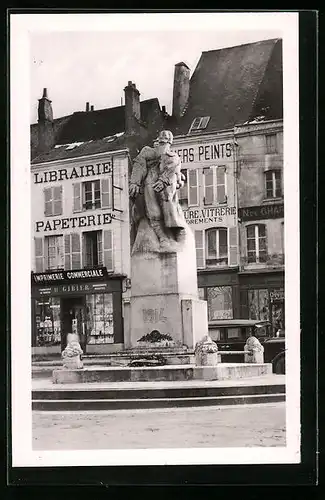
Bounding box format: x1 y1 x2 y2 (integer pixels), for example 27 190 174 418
33 402 286 450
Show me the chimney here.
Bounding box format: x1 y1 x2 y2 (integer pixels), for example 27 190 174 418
124 81 141 135
86 102 90 112
172 62 190 119
37 88 54 153
90 105 94 111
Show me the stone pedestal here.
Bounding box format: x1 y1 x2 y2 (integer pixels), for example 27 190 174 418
129 229 208 349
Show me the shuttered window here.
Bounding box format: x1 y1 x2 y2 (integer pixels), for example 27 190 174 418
228 226 238 266
101 178 111 209
103 229 113 271
82 231 103 268
44 235 64 270
216 166 226 203
73 183 82 212
64 233 81 270
44 186 63 216
34 237 44 272
178 169 188 203
205 228 228 266
194 230 205 268
188 169 199 206
203 167 214 205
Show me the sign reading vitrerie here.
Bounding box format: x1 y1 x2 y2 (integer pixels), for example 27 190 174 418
35 212 113 232
184 206 237 224
33 161 112 184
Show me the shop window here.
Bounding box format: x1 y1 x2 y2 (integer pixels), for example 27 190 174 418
265 133 278 154
206 228 228 266
246 224 267 263
247 288 269 321
86 293 114 344
44 185 62 217
73 178 111 212
44 235 64 270
207 286 233 320
83 230 102 268
189 116 210 133
188 169 199 205
178 168 188 205
203 166 227 205
35 297 61 347
265 170 282 198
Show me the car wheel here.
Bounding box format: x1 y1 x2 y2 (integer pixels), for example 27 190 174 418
274 355 285 374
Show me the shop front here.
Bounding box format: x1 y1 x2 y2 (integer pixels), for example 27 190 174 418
31 267 125 355
238 271 285 335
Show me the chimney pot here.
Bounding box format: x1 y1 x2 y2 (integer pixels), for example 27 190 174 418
42 88 48 98
90 105 94 111
86 102 90 112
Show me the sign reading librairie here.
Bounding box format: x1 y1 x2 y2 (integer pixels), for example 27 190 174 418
238 203 284 221
32 267 109 284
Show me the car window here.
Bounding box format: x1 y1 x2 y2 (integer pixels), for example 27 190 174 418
227 327 241 339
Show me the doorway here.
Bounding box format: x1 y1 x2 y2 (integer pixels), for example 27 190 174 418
61 297 87 352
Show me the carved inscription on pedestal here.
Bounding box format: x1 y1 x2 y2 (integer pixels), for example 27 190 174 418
142 308 167 323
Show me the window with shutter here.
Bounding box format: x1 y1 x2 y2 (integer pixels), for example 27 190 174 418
53 186 63 215
203 167 214 205
101 178 111 209
82 230 102 268
205 228 228 266
45 235 64 270
188 169 199 206
64 234 71 269
71 233 81 269
44 188 53 216
73 183 82 212
44 186 63 216
216 166 226 203
189 116 210 133
178 169 188 204
228 226 238 266
194 230 205 268
103 229 113 271
83 180 101 210
34 237 44 272
265 134 278 154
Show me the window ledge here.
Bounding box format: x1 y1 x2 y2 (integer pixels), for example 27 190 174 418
262 197 284 204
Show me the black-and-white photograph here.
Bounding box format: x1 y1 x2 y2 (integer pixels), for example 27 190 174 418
10 12 300 467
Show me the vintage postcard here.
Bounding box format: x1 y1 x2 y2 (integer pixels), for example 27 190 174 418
10 11 300 469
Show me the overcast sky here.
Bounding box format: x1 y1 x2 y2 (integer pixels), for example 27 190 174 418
30 19 283 123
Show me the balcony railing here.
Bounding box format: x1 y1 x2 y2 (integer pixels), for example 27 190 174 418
240 253 284 270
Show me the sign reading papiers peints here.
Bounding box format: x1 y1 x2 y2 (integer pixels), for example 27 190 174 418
173 142 233 163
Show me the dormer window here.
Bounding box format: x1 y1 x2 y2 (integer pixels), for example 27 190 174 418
189 116 210 133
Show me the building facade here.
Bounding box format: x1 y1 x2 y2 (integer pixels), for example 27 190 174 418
236 119 284 334
31 147 131 355
167 38 284 331
172 131 240 322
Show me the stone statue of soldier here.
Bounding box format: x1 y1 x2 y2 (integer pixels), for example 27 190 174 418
129 130 187 253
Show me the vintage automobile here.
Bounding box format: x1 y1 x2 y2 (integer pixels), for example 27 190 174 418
208 319 285 374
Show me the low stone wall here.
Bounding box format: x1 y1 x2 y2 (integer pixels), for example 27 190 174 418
52 363 272 384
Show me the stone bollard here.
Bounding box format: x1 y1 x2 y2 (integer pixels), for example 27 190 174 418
244 336 264 364
62 336 84 369
194 334 220 366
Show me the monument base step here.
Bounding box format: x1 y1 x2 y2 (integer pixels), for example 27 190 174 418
52 363 272 385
